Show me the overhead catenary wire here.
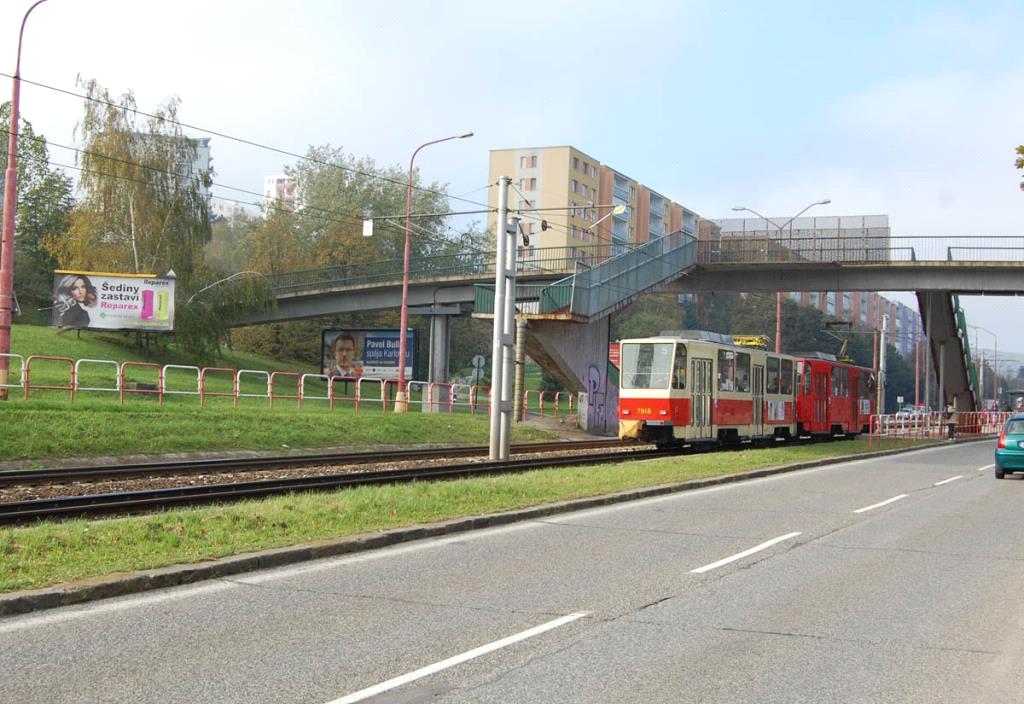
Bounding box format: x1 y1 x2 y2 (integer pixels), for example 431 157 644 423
1 72 492 210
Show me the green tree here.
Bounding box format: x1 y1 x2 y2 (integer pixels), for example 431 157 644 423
232 146 471 370
0 102 74 317
45 80 270 357
1016 145 1024 191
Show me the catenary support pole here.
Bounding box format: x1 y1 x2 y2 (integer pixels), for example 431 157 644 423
924 305 932 410
499 217 519 453
0 1 50 400
938 341 946 409
877 314 888 415
488 177 510 460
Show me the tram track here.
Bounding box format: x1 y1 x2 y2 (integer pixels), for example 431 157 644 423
0 439 629 487
0 446 671 525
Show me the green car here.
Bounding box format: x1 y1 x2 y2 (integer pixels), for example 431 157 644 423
994 414 1024 479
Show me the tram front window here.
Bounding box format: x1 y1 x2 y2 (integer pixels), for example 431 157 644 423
621 342 674 389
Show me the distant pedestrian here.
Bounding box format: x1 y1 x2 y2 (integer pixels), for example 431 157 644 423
944 402 958 441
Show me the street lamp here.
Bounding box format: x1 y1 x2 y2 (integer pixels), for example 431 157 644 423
967 323 997 408
0 0 48 399
731 199 831 353
394 131 473 412
583 204 626 257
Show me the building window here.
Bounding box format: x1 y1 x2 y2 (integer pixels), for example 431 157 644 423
519 156 527 169
524 177 536 190
573 157 579 171
571 179 578 194
580 184 588 198
583 162 590 176
629 186 636 200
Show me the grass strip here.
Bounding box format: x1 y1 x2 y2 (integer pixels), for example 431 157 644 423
0 438 930 592
0 403 553 462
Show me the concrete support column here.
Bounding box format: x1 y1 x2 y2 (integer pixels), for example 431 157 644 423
428 313 451 384
513 316 527 422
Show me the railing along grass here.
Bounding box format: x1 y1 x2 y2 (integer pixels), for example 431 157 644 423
0 437 935 592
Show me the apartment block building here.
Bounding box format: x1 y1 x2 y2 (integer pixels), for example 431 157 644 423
487 146 701 265
788 291 923 357
263 174 300 215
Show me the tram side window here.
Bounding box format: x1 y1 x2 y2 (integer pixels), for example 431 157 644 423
672 344 687 389
860 370 876 399
831 368 840 397
736 352 751 392
718 350 736 391
767 357 780 394
780 359 793 395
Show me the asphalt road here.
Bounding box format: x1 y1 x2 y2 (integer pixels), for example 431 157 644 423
2 441 1022 704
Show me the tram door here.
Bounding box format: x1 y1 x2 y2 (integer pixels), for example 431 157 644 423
813 370 829 429
691 358 714 438
752 364 764 436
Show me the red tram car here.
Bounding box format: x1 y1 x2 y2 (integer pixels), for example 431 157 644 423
617 332 876 448
793 353 875 438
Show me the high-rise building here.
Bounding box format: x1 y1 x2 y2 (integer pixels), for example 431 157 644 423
487 146 702 266
263 174 300 214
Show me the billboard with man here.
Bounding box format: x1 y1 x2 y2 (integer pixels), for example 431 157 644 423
52 270 175 331
321 329 416 381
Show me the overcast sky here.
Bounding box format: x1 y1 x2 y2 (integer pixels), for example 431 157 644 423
2 0 1022 361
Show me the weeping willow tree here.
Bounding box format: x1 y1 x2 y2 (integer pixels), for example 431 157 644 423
45 79 271 357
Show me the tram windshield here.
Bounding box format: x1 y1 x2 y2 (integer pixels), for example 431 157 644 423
621 342 674 389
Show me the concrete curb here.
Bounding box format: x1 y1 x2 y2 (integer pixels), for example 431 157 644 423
0 438 989 617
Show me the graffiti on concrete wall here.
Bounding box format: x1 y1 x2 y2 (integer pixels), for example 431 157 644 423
586 363 606 431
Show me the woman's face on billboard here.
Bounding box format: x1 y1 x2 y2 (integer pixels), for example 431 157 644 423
70 278 88 302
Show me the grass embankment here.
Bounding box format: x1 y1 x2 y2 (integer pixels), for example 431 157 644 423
0 437 932 592
0 401 553 463
2 324 561 461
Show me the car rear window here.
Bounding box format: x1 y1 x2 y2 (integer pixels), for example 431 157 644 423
1005 420 1024 434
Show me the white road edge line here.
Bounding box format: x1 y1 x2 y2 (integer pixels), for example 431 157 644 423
690 532 802 574
933 475 963 486
976 464 994 472
324 612 589 704
853 494 908 514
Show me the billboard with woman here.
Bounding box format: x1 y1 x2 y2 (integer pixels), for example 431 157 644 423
52 270 175 331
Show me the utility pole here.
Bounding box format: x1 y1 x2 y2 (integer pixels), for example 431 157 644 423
488 177 518 460
877 314 888 415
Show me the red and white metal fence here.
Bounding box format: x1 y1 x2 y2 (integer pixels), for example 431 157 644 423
10 352 584 423
868 411 1010 449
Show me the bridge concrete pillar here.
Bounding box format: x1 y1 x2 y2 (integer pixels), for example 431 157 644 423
523 317 615 436
408 305 460 414
428 313 451 384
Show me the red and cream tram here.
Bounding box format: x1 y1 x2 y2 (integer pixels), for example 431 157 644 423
618 332 797 447
617 332 877 448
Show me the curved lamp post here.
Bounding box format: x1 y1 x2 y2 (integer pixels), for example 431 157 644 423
1 0 49 399
731 199 831 353
394 131 473 412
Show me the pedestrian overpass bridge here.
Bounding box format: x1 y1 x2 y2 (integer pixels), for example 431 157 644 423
240 233 1024 427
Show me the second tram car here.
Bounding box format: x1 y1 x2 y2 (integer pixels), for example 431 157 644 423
793 353 875 437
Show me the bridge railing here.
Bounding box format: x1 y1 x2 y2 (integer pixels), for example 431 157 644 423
697 235 1024 265
541 230 698 317
266 244 642 296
